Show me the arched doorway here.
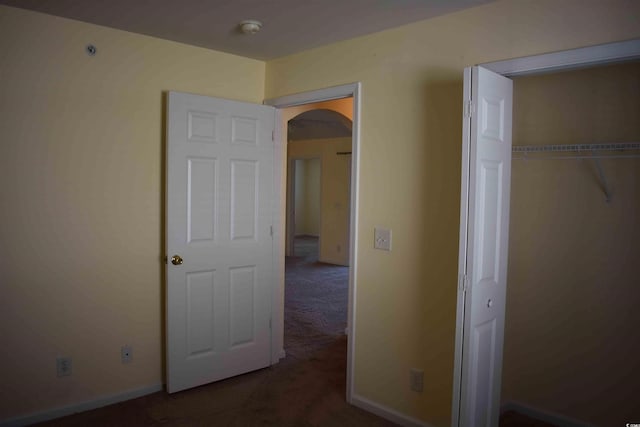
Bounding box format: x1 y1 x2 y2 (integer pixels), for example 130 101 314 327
284 106 353 376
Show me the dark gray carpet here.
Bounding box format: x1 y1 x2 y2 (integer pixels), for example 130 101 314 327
285 236 349 359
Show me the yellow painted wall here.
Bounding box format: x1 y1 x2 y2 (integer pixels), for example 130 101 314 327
289 138 352 266
0 5 264 421
294 159 306 234
304 159 322 236
266 0 640 424
293 158 321 236
503 62 640 427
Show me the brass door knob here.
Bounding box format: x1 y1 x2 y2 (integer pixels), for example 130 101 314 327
171 255 184 265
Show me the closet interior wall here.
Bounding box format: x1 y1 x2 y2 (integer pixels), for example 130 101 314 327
502 61 640 426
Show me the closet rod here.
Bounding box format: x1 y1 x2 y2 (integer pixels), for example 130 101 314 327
512 142 640 153
512 154 640 161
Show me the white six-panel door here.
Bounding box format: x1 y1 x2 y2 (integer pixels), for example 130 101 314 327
166 91 275 393
456 66 513 426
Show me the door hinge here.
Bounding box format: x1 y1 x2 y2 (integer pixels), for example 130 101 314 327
270 225 273 237
272 130 275 141
459 274 469 292
463 100 474 118
269 318 272 329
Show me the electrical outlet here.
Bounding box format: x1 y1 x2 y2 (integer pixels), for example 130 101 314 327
410 368 424 392
121 345 133 364
57 357 72 377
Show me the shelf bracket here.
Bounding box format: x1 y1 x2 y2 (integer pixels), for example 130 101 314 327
592 155 611 203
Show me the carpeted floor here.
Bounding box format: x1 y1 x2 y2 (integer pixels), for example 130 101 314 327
285 236 350 359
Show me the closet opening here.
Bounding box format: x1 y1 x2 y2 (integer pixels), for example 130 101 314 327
452 40 640 427
500 60 640 426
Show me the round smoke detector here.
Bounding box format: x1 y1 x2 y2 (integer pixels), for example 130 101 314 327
239 20 262 35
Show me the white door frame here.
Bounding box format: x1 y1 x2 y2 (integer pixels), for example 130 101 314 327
265 83 361 403
451 38 640 426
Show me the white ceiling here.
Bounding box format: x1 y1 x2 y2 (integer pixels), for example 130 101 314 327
0 0 496 60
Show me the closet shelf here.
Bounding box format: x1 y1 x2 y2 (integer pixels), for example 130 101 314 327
511 142 640 204
512 142 640 153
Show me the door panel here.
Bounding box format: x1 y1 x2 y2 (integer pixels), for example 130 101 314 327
230 160 258 240
229 266 256 347
458 66 513 427
477 160 502 284
232 117 258 144
167 91 275 393
186 270 216 357
187 158 217 243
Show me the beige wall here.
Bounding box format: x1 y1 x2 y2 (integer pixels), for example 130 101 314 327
294 159 306 234
503 62 640 426
0 5 265 421
293 158 321 236
266 0 640 424
289 139 352 266
304 159 322 235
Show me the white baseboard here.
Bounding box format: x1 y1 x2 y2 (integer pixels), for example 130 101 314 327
501 401 596 427
1 383 163 427
351 394 432 427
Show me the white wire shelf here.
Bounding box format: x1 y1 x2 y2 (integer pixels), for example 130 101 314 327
511 142 640 203
512 142 640 153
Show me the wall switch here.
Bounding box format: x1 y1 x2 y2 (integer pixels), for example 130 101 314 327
410 368 424 392
121 345 133 364
57 357 72 377
374 227 392 251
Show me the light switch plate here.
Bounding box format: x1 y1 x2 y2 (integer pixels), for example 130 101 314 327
374 227 391 251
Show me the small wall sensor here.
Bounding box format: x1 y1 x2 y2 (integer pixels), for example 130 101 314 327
85 44 97 56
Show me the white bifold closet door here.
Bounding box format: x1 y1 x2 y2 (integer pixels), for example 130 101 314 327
455 66 513 427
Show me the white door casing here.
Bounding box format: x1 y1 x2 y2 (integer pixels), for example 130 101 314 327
166 91 275 393
455 66 513 426
265 82 361 403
